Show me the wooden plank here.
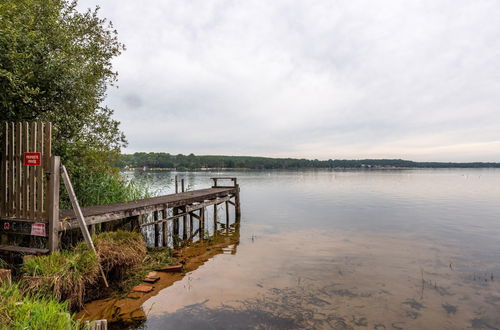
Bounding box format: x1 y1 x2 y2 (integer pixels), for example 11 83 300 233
0 123 7 217
15 122 22 218
8 122 14 217
29 122 37 220
48 156 60 252
22 122 29 219
61 164 108 287
36 123 43 220
59 188 237 228
0 244 49 254
43 123 52 218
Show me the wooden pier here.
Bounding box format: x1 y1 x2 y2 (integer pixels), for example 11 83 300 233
0 122 241 254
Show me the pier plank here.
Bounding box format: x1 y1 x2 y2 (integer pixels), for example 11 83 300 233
59 187 238 229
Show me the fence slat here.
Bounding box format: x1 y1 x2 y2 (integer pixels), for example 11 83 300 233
22 122 29 218
15 123 22 218
9 123 15 217
29 122 37 220
43 123 52 217
36 123 43 219
0 123 7 217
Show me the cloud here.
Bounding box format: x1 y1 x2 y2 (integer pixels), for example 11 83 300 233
78 0 500 161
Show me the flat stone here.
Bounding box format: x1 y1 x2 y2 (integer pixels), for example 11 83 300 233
143 276 160 283
131 285 153 293
157 264 183 272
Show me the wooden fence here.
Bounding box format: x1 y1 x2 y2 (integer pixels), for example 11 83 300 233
1 122 52 220
0 122 60 253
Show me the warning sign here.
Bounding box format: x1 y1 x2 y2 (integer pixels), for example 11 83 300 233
31 223 46 237
24 152 41 166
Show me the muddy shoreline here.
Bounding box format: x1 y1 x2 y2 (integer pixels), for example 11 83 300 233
77 226 240 327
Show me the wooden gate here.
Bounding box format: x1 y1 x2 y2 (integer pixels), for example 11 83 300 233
0 122 60 253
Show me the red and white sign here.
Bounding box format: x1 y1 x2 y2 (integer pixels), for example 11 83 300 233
31 223 46 237
24 152 41 166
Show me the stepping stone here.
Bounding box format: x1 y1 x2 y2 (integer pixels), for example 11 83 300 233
143 276 160 283
131 285 153 293
157 264 183 272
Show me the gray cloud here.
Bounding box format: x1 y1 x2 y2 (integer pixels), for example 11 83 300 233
78 0 500 161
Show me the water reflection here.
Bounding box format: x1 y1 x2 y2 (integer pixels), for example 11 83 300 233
79 223 241 328
123 169 500 329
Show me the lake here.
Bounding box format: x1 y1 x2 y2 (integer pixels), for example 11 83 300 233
122 169 500 329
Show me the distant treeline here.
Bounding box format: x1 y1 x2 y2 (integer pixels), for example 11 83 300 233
118 153 500 170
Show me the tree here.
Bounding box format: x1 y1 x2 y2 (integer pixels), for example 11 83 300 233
0 0 126 175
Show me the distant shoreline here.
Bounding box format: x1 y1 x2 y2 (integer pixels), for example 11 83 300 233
118 153 500 170
122 166 500 172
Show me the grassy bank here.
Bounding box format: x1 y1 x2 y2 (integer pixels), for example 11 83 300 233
0 283 80 330
21 231 149 310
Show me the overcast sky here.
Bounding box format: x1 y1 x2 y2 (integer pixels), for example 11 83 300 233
77 0 500 162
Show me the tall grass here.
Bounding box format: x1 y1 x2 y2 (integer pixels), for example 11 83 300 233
0 283 81 330
61 171 151 209
21 248 99 309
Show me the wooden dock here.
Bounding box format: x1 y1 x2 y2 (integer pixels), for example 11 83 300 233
0 121 241 253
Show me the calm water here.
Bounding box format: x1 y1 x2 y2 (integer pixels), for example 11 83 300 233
128 169 500 329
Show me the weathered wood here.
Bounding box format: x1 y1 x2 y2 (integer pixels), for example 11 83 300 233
199 208 205 240
0 123 7 216
86 319 108 330
175 175 178 193
36 123 43 220
214 203 218 232
173 207 179 246
8 123 14 217
225 201 230 223
43 123 52 218
22 122 29 219
0 244 49 254
15 123 22 217
60 188 238 229
182 206 187 240
162 208 168 247
61 164 108 288
48 156 60 252
181 179 185 192
154 211 160 247
29 122 36 220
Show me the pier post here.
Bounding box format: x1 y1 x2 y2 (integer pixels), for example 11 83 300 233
154 211 160 247
48 156 60 252
225 201 230 226
200 208 205 240
182 206 187 240
162 208 169 247
213 203 218 232
173 207 179 248
235 187 241 222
